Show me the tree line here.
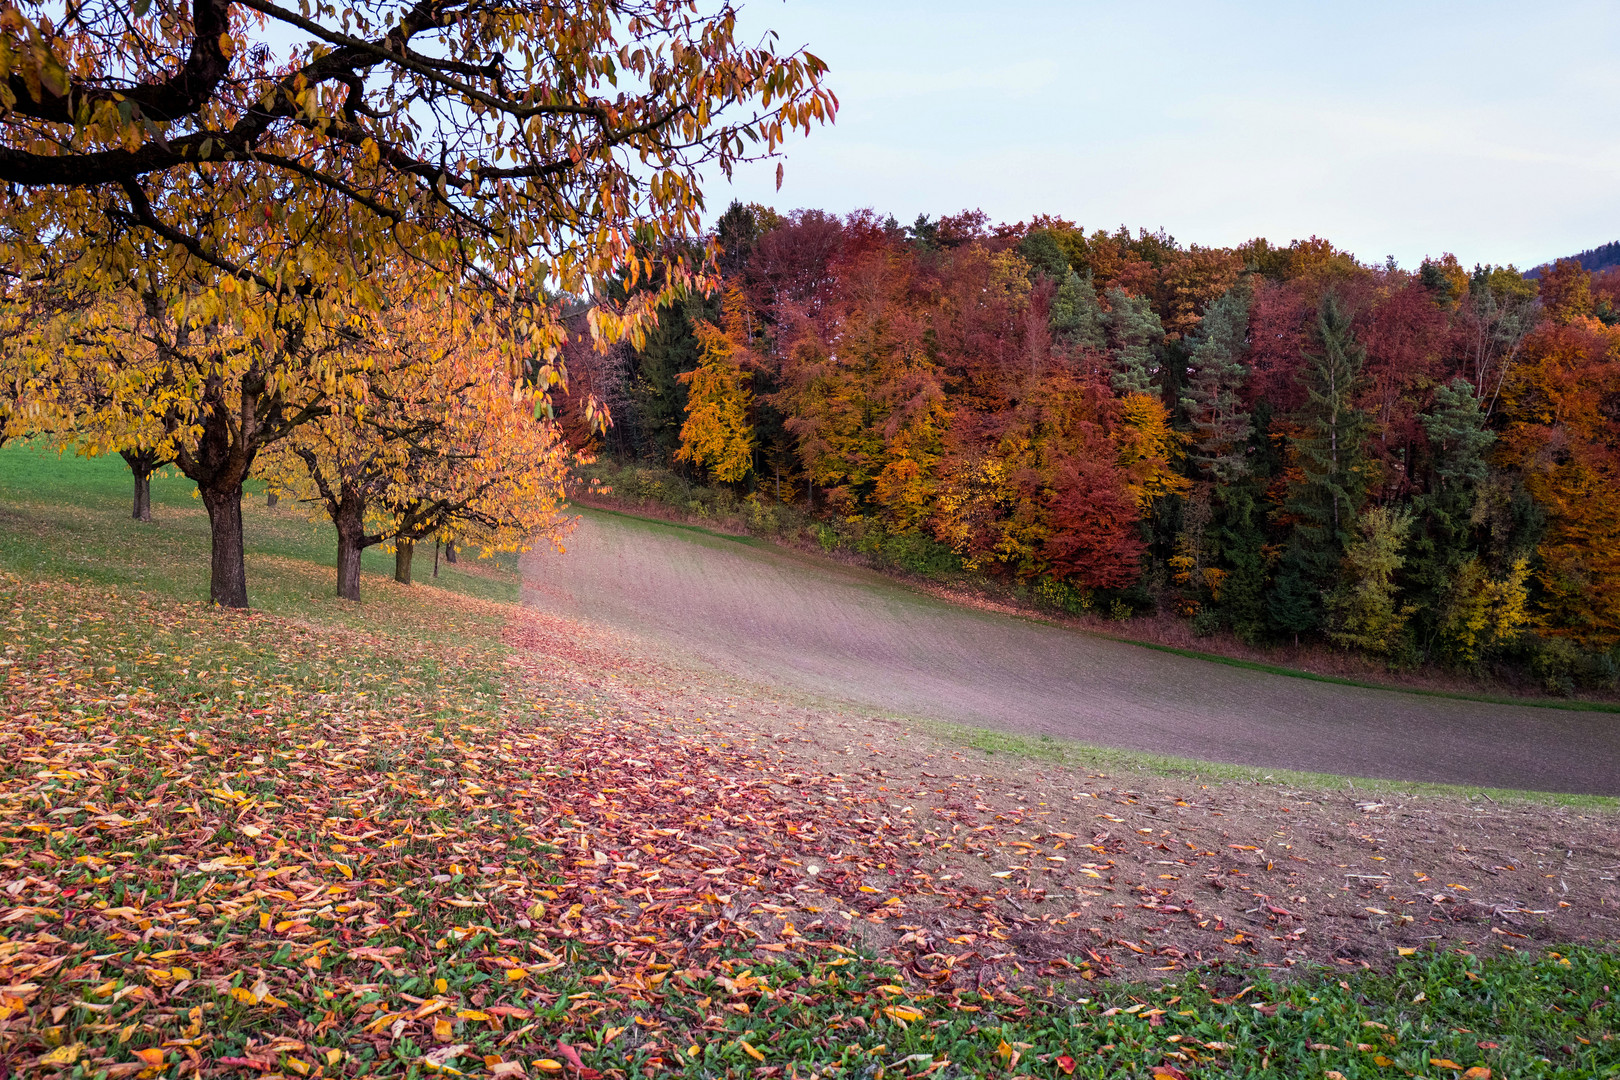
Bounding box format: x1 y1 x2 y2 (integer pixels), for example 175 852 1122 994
570 206 1620 690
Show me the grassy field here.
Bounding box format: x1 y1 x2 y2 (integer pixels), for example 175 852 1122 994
1 445 1616 1079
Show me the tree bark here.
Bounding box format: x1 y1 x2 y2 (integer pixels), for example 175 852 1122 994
334 500 365 602
267 489 279 508
336 534 363 601
120 450 161 522
444 542 458 564
395 538 414 585
200 484 249 607
133 470 151 521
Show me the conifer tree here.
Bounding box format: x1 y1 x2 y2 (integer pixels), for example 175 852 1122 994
1180 283 1252 483
1050 271 1107 350
1289 293 1370 562
1104 288 1163 395
1406 378 1497 657
1268 292 1370 637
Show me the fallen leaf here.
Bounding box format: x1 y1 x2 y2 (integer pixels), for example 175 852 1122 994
554 1041 584 1071
38 1043 86 1066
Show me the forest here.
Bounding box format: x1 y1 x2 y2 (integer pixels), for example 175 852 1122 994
557 206 1620 691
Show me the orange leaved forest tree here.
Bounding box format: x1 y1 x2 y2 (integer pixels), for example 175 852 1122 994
261 287 576 601
1498 316 1620 647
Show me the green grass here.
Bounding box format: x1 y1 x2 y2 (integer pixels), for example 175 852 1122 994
915 719 1620 812
1077 631 1620 716
0 442 522 629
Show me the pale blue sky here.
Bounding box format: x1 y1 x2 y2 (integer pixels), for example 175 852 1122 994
716 1 1620 269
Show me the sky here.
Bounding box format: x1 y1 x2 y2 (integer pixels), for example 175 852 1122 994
714 0 1620 270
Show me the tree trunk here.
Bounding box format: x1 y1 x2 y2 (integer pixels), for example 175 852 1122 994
200 484 249 608
444 542 458 564
336 529 363 601
120 450 158 522
395 539 414 585
434 538 441 578
267 489 279 508
132 469 152 522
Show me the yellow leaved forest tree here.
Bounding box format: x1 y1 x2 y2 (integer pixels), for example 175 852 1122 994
676 286 758 483
0 0 835 605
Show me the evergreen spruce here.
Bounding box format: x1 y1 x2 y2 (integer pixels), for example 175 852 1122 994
1050 270 1107 350
1104 287 1163 395
1266 292 1370 637
1180 283 1253 483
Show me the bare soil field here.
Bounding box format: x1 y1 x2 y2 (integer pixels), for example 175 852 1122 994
514 514 1620 987
525 509 1620 796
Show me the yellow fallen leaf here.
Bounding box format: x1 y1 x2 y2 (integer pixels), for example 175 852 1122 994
1431 1060 1464 1070
1397 947 1417 957
882 1005 925 1023
259 912 271 930
133 1048 166 1067
1461 1069 1491 1080
434 978 448 994
39 1043 85 1066
325 1049 344 1067
1374 1055 1394 1066
456 1010 490 1022
505 967 528 982
738 1040 765 1063
533 1061 563 1073
434 1018 454 1043
230 987 257 1004
336 863 353 880
240 825 263 838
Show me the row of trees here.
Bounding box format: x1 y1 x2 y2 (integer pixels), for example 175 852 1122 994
0 0 834 607
573 206 1620 681
3 266 576 602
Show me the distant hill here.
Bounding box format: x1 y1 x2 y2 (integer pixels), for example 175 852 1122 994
1526 240 1620 279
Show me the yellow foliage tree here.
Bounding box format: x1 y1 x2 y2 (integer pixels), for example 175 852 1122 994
676 289 757 484
261 289 574 600
1437 558 1532 665
1114 392 1190 509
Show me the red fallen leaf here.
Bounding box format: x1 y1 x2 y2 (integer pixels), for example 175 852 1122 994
1477 1042 1500 1050
1150 1067 1190 1080
1149 1012 1163 1027
554 1041 584 1072
217 1059 274 1071
1056 1055 1076 1075
485 1006 533 1019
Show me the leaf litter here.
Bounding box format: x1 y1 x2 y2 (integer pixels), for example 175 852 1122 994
1 571 1617 1079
